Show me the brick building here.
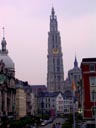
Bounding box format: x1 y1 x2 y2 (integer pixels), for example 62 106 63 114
81 58 96 119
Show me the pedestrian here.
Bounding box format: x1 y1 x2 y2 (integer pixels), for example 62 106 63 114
51 124 55 128
55 123 61 128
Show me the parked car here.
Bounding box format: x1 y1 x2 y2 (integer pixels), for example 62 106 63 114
48 118 54 123
81 120 95 128
41 120 48 126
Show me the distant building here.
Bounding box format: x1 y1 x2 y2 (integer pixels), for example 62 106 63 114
64 57 81 110
0 31 16 120
23 82 32 115
68 56 81 86
47 7 64 92
64 56 81 89
16 81 26 119
56 93 64 114
38 91 77 116
31 85 47 96
81 58 96 119
38 92 58 116
64 98 73 114
30 93 38 116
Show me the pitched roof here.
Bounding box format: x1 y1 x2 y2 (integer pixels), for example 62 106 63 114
38 91 62 97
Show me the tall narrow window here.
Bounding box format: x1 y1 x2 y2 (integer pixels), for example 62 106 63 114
57 58 60 65
92 107 96 117
57 67 60 72
52 36 54 48
89 64 95 72
58 76 60 81
91 91 96 101
90 77 96 86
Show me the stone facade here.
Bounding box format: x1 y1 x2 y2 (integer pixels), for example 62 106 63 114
0 34 16 120
16 82 26 119
47 8 64 92
0 60 16 119
68 56 81 86
30 93 38 116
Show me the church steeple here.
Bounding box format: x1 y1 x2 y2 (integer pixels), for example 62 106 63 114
1 27 8 54
74 56 78 68
51 7 55 19
50 7 58 32
47 8 64 92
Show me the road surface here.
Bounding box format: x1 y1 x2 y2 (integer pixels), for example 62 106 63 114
39 118 64 128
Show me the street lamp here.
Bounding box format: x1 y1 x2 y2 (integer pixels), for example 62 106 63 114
92 90 96 128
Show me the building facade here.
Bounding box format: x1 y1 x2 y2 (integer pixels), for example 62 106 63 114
38 92 57 116
56 93 64 114
0 33 16 120
38 92 78 116
64 57 81 110
68 56 81 86
81 58 96 119
16 82 26 119
47 8 64 92
30 93 38 116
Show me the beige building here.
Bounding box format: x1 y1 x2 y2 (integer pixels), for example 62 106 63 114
31 93 38 115
16 83 26 119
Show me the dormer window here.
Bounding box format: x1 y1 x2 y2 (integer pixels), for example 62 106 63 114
89 64 95 72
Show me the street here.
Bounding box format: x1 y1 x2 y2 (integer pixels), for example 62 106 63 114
39 118 64 128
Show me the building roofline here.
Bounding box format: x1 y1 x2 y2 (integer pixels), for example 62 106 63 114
82 58 96 63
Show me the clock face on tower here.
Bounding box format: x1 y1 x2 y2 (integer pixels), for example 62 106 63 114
52 48 59 54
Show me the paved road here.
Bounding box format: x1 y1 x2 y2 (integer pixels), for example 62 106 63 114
39 118 64 128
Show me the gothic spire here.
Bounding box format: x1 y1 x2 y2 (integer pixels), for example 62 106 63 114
74 55 78 68
51 7 55 19
50 7 58 32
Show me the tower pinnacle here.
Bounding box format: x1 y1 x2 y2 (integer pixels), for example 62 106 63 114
51 7 55 18
50 7 58 32
74 56 78 68
1 27 8 53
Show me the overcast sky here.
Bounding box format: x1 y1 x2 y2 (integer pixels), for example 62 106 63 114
0 0 96 85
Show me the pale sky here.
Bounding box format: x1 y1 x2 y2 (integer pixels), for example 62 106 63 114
0 0 96 85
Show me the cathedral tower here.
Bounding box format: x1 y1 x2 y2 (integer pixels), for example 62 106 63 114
47 8 64 92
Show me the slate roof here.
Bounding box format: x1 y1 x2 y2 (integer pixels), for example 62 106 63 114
38 91 62 97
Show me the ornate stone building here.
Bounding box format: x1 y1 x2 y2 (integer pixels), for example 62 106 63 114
68 56 81 86
0 31 16 119
64 57 81 89
47 8 64 92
